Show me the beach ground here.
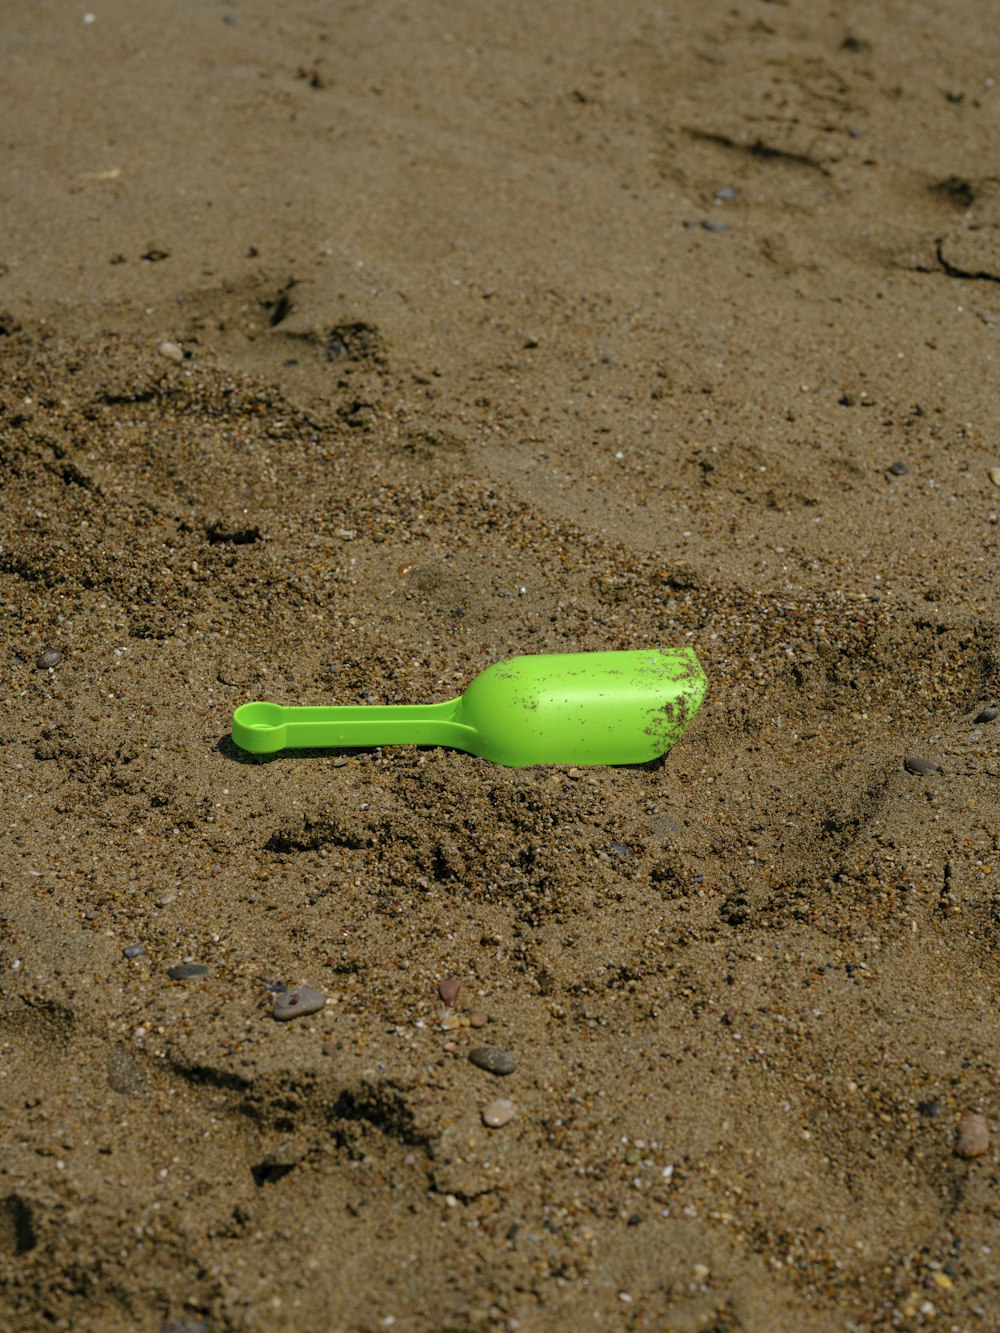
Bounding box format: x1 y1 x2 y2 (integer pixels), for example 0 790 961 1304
1 2 997 1329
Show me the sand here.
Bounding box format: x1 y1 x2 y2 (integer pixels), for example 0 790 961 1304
1 1 997 1329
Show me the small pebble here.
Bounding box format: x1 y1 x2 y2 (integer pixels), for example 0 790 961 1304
956 1111 990 1158
272 985 325 1021
167 963 208 980
158 341 184 363
973 705 997 724
700 218 729 232
107 1044 147 1095
904 755 939 775
482 1098 516 1128
123 944 146 960
35 646 63 669
989 466 1000 487
440 1013 462 1031
888 460 909 476
469 1011 489 1028
714 185 738 202
438 977 461 1007
469 1046 516 1076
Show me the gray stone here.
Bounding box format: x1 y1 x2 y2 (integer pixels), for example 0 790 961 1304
167 963 208 980
973 705 997 724
123 944 146 960
904 755 939 775
272 985 325 1021
469 1046 516 1076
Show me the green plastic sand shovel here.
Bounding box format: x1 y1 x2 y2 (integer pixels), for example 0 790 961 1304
231 647 706 767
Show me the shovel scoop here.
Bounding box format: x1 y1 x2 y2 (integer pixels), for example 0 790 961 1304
231 647 706 767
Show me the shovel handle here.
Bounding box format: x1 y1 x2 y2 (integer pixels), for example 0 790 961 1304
231 698 473 755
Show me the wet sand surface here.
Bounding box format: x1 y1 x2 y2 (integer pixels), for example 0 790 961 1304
1 2 997 1329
